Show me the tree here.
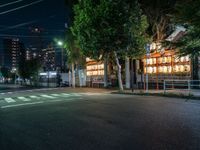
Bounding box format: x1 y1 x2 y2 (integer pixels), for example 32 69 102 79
139 0 176 43
72 0 148 91
171 0 200 55
64 29 83 88
18 58 41 85
0 67 11 79
168 0 200 80
65 0 81 88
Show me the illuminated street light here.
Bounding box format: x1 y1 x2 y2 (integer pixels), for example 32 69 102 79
57 41 63 46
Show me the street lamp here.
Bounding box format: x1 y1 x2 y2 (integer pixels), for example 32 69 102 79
57 41 65 72
57 41 63 46
11 68 17 85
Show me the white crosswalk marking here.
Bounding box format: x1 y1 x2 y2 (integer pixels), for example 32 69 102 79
29 95 40 99
41 95 56 99
51 94 60 97
83 93 102 96
63 93 81 96
5 98 16 103
18 97 31 101
61 93 71 96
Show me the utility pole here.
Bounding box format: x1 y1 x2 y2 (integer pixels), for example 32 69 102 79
131 58 134 92
145 44 151 93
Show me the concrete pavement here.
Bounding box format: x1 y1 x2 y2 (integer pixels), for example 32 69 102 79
0 88 200 150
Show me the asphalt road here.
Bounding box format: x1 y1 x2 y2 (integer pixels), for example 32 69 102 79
0 88 200 150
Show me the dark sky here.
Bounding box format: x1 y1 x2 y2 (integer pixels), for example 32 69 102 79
0 0 69 50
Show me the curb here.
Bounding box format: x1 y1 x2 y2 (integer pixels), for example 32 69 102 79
111 91 200 100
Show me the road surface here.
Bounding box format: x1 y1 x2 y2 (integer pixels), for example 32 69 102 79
0 88 200 150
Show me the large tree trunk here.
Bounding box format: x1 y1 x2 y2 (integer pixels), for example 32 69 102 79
72 62 75 88
125 56 130 89
114 51 123 91
104 55 108 87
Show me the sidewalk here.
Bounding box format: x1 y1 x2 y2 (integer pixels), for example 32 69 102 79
114 88 200 99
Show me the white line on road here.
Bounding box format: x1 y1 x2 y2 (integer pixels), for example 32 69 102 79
49 98 83 102
61 93 71 96
29 95 40 99
72 93 82 96
40 95 56 99
51 94 60 97
18 97 31 101
4 98 16 103
1 101 44 109
48 99 63 102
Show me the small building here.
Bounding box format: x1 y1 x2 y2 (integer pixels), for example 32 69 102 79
143 49 191 89
86 58 105 87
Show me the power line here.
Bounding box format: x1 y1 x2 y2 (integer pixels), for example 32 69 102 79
0 20 38 31
0 0 44 15
0 33 65 39
0 0 23 8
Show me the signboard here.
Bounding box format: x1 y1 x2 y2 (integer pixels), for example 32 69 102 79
145 44 151 55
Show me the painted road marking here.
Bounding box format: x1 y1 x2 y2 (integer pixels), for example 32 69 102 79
51 94 60 97
62 93 82 97
1 101 44 109
40 95 56 99
4 98 16 103
61 93 71 96
52 93 74 97
29 95 40 99
48 99 63 102
84 93 102 95
18 97 31 101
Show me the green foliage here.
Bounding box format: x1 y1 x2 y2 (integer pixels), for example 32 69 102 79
72 0 148 59
126 1 149 58
0 67 11 78
174 0 200 28
140 0 176 41
64 29 83 65
170 0 200 56
18 58 41 80
173 27 200 56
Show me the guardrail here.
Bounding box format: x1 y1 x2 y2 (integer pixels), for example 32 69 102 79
163 80 200 94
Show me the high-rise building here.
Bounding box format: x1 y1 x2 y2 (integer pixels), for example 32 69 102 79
29 27 43 59
41 45 56 71
25 48 33 60
2 38 25 71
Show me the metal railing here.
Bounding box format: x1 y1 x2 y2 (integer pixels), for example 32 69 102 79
163 80 200 94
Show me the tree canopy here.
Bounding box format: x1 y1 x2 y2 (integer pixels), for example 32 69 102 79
140 0 176 42
72 0 148 59
171 0 200 56
18 58 41 81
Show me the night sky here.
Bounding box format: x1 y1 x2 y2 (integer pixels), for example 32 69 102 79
0 0 68 51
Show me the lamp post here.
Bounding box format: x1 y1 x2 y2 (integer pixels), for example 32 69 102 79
57 41 64 71
56 41 64 87
11 68 17 85
145 44 151 93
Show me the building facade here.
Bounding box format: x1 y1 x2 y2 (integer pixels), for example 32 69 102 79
142 49 191 89
2 38 25 71
41 45 56 71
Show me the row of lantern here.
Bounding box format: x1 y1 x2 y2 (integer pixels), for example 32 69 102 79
86 70 104 76
86 64 104 70
144 56 190 65
144 65 190 74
